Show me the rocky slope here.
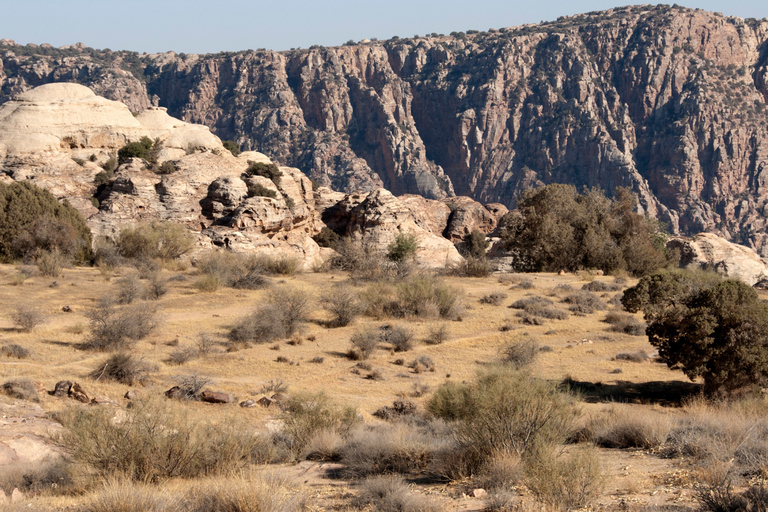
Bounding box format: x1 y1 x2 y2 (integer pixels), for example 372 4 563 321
0 83 480 269
2 6 768 252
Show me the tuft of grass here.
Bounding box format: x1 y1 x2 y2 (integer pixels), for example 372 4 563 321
165 346 198 366
356 475 441 512
280 392 358 459
182 472 304 512
525 446 605 510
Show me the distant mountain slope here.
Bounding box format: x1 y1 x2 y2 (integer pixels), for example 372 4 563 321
2 5 768 252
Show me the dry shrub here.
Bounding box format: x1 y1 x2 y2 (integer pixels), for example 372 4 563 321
562 290 605 314
582 280 623 292
663 397 768 476
502 337 540 369
476 452 524 491
384 324 414 352
579 406 670 450
373 400 418 421
116 221 194 262
57 397 272 482
165 346 198 365
144 273 168 300
195 251 270 290
525 446 604 510
89 353 157 385
303 429 344 461
36 248 66 277
383 275 463 320
357 475 441 512
182 472 304 512
86 299 160 351
614 350 649 362
0 458 75 498
1 344 30 359
446 255 492 277
342 420 452 479
82 480 175 512
425 323 449 345
321 284 363 327
173 373 212 401
254 254 300 276
510 296 553 309
195 332 216 355
331 237 391 281
280 392 358 459
349 326 381 360
1 379 39 402
12 304 47 331
428 366 577 475
115 274 143 304
603 311 646 335
480 292 508 305
229 286 311 345
409 356 436 373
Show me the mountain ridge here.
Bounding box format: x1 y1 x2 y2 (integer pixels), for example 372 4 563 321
2 4 768 252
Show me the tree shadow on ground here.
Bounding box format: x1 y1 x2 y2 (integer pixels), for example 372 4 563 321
561 377 701 407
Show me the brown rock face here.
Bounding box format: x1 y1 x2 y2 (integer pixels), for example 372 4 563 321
3 7 768 253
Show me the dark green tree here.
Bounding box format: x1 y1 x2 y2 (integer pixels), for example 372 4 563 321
624 271 768 395
0 181 92 263
499 184 669 275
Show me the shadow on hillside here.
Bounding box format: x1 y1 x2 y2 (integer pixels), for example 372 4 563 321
561 378 700 407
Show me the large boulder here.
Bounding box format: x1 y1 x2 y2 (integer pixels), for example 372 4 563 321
340 189 462 268
668 233 768 286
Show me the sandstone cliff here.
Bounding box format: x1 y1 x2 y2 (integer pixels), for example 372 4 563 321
2 6 768 253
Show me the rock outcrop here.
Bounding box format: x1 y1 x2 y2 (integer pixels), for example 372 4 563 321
0 84 504 268
3 6 767 254
668 233 768 286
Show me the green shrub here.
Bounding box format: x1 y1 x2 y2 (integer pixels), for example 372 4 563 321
643 279 768 394
387 232 419 263
0 181 92 263
156 161 177 175
247 182 277 198
313 227 340 248
245 161 281 187
428 366 577 473
222 140 241 157
463 229 489 258
118 136 156 164
117 221 194 261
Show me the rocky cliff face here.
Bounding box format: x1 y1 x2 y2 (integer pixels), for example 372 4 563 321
2 5 768 252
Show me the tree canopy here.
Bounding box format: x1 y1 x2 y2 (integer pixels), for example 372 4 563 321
623 270 768 395
500 184 669 275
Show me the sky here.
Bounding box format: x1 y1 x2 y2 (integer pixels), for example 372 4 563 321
0 1 766 55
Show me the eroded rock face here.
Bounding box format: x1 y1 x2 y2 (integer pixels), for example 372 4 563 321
4 6 768 254
669 233 768 286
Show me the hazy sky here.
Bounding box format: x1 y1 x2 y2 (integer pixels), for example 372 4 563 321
0 1 766 54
